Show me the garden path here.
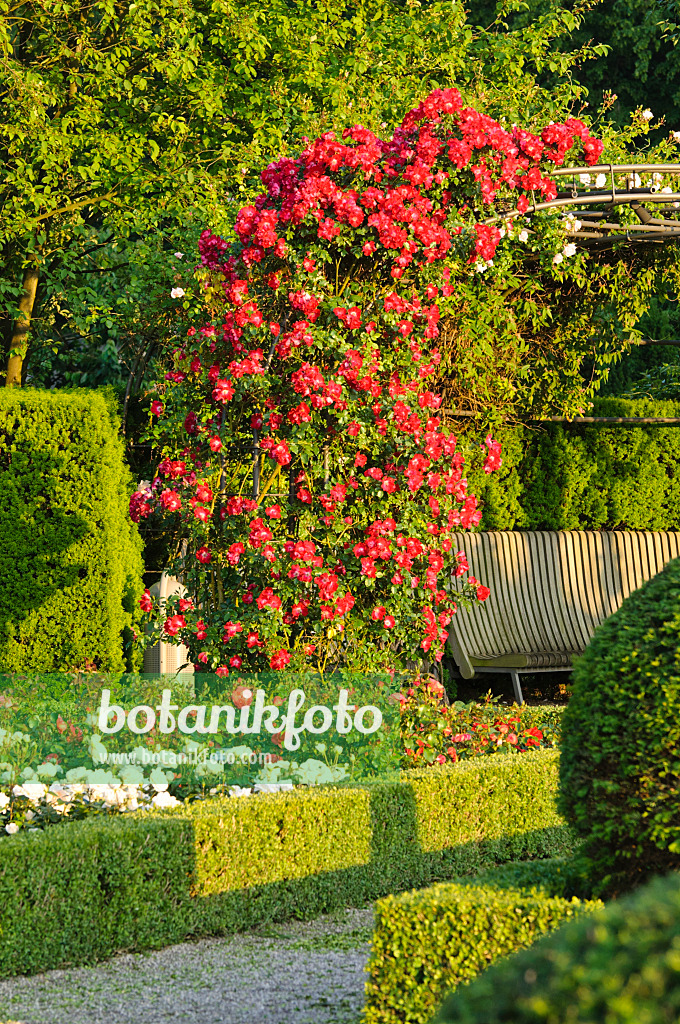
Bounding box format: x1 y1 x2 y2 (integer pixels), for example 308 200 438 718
0 907 373 1024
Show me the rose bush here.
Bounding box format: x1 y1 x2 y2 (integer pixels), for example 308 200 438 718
131 86 607 676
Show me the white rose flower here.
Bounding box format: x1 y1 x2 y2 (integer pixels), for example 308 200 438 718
314 742 327 754
149 767 174 787
118 765 145 785
21 783 46 802
151 790 180 809
673 131 680 142
579 173 591 185
553 253 564 264
88 734 108 764
228 786 252 797
661 186 673 194
65 766 89 784
595 173 607 188
194 760 224 779
474 261 487 273
642 108 653 121
293 758 337 786
563 243 577 257
5 823 19 835
83 769 118 785
174 251 184 259
170 287 185 299
0 792 9 809
19 767 38 782
36 761 60 779
518 230 529 242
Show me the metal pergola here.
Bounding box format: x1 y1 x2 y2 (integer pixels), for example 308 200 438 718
484 163 680 247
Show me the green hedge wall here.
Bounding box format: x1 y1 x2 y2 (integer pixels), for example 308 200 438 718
435 870 680 1024
0 388 143 672
466 398 680 530
364 860 601 1024
0 751 571 977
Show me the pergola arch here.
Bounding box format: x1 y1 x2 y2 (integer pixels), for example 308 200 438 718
484 163 680 248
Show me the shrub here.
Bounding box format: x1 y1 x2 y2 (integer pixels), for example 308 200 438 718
364 860 601 1024
559 556 680 896
467 397 680 531
0 388 143 672
435 870 680 1024
131 87 609 679
0 750 571 976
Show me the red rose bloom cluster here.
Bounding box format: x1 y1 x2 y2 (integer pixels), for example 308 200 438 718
132 87 604 673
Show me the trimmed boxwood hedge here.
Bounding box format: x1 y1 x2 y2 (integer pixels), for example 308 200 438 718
559 557 680 897
0 751 570 977
0 388 143 672
364 860 601 1024
434 870 680 1024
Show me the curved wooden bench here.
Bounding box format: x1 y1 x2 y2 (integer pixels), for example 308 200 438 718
447 531 680 703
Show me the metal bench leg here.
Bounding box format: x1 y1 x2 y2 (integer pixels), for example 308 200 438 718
510 671 524 705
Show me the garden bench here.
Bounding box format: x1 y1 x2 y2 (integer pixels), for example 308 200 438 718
447 530 680 704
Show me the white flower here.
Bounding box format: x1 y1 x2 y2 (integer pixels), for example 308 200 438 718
499 227 506 238
293 758 348 786
19 767 37 782
88 734 108 764
149 767 174 787
474 261 487 273
333 744 343 755
174 251 184 259
633 173 642 187
65 766 89 784
170 287 185 299
642 108 653 121
553 253 564 264
518 230 529 243
314 742 327 754
118 765 145 785
579 173 591 185
83 769 118 785
563 243 577 257
194 760 224 779
595 173 607 188
20 783 47 803
0 792 9 809
653 172 663 186
37 761 61 780
5 823 18 835
673 131 680 142
661 186 673 194
151 790 180 809
229 786 253 797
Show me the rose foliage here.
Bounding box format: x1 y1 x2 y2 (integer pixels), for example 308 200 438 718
133 87 605 676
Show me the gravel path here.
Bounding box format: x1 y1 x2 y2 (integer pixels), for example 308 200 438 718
0 908 374 1024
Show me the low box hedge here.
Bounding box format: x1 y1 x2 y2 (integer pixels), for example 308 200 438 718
364 860 601 1024
435 869 680 1024
0 750 571 977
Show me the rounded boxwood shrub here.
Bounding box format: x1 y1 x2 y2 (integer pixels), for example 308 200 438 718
558 556 680 896
434 870 680 1023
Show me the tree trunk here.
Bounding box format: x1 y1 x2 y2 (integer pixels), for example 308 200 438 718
6 268 39 387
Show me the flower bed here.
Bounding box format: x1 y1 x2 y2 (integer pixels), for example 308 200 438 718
0 750 571 977
399 682 561 767
364 860 602 1024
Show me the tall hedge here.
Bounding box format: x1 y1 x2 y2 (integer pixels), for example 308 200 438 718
466 397 680 531
0 389 143 672
558 557 680 897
